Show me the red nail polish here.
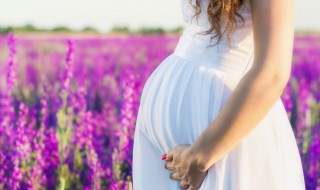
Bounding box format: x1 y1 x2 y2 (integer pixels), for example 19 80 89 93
161 154 167 160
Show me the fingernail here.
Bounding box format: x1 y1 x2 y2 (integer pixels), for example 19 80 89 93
161 154 167 160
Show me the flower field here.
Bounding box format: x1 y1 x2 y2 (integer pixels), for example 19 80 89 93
0 33 319 189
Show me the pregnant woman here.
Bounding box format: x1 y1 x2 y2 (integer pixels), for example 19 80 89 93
132 0 306 189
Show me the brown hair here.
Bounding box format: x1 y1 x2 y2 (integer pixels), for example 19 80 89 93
189 0 246 47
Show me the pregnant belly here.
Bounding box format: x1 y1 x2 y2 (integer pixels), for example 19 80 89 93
137 55 240 154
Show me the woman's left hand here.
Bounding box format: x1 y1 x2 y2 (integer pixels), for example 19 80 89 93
162 145 208 190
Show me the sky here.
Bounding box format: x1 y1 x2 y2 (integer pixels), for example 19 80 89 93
0 0 319 32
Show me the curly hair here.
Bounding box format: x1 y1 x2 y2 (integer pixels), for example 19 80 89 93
189 0 246 47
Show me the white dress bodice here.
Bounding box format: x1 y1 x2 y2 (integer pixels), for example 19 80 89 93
174 0 255 77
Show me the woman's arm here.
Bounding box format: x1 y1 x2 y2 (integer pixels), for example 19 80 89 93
189 0 295 172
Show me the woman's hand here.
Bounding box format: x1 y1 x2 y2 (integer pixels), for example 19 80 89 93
162 145 208 190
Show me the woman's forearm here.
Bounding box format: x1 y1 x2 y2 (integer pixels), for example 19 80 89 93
189 65 289 172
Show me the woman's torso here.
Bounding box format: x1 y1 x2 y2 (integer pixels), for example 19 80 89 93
137 0 257 152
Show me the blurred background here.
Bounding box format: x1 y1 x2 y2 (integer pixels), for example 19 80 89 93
0 0 319 189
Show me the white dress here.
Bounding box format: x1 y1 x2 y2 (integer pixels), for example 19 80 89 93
132 0 306 189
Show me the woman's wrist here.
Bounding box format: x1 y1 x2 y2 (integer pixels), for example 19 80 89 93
188 139 212 172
